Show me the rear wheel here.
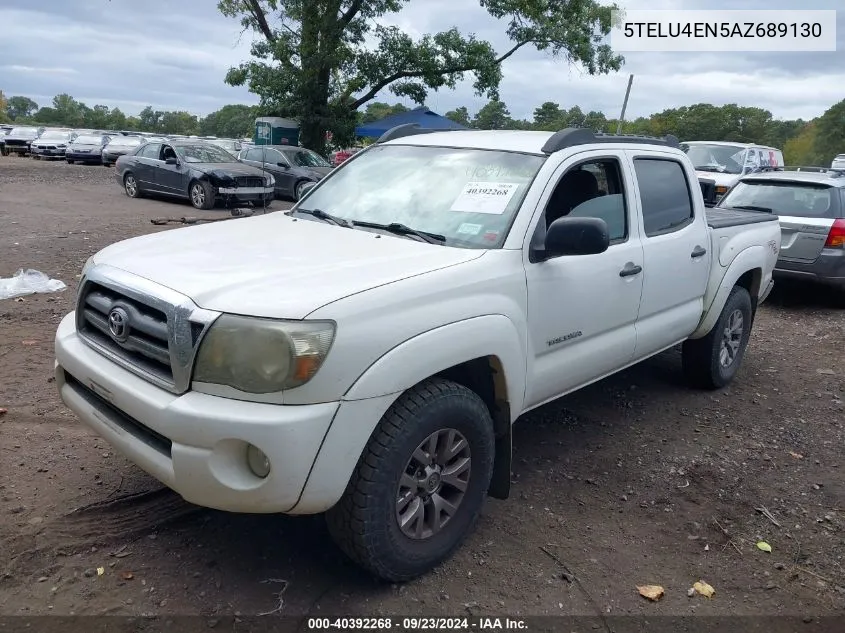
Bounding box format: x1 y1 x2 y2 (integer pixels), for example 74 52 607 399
189 180 215 210
123 172 142 198
326 378 495 582
682 285 753 389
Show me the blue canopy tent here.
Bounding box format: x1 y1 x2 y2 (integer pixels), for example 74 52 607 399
354 106 467 138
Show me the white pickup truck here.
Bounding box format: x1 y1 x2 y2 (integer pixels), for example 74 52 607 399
55 126 781 581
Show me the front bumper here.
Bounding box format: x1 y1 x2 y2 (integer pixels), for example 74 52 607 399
55 312 339 513
217 185 275 199
67 150 102 161
31 147 67 157
775 250 845 289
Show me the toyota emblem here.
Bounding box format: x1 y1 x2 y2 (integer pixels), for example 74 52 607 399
108 306 130 342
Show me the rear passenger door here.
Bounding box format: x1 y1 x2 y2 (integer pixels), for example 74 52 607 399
626 151 712 360
134 143 162 188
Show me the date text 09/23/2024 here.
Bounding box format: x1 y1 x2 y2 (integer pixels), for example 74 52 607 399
307 617 528 630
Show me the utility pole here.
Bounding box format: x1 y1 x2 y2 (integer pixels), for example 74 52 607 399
616 74 634 135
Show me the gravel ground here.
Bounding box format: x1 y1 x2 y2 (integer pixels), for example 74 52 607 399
0 155 843 624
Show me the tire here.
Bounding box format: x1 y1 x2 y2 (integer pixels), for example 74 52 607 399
682 285 753 390
123 172 142 199
294 180 309 201
66 159 74 164
189 180 215 210
326 378 495 582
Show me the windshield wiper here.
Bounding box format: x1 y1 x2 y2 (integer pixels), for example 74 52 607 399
292 208 352 227
730 204 773 214
696 166 723 173
349 221 446 244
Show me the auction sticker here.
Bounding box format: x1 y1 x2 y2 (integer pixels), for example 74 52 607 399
450 182 520 214
457 222 483 235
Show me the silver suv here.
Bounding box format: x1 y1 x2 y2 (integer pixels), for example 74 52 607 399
832 154 845 170
717 170 845 293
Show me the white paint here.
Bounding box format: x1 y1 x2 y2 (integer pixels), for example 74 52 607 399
54 131 781 518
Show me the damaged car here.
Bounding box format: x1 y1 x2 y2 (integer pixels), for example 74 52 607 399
3 126 44 156
115 139 275 209
66 133 113 164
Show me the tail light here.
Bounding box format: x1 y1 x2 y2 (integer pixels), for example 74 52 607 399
824 218 845 249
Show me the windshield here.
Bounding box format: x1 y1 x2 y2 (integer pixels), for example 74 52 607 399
110 137 142 147
209 139 238 151
10 127 38 136
720 180 842 219
73 135 104 144
39 131 72 140
296 144 545 248
176 143 236 163
683 144 746 174
283 148 332 168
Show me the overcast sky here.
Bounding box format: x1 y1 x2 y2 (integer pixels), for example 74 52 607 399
0 0 841 122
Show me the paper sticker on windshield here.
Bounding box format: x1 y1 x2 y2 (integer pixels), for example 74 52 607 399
457 223 483 235
450 182 520 214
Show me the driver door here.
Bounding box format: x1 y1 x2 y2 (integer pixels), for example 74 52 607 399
155 144 184 195
523 150 644 409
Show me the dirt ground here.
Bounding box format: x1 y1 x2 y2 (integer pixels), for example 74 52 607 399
1 155 843 624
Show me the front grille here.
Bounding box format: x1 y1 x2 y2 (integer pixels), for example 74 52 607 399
75 267 220 394
235 176 264 188
79 282 173 383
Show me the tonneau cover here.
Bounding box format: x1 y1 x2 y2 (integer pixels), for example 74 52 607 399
706 207 779 229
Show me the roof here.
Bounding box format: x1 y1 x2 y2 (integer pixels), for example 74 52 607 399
355 106 467 137
382 128 687 156
683 140 781 151
739 170 845 187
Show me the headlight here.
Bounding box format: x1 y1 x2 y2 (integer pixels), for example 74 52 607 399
193 315 335 393
266 174 275 186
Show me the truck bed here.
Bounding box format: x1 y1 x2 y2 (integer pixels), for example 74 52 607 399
706 207 779 229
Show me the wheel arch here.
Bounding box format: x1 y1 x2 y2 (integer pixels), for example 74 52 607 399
291 316 525 514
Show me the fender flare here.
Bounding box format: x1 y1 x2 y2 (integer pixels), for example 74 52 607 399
291 315 525 514
343 314 526 410
690 246 764 339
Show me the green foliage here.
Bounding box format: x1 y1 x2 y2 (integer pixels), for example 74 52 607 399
444 106 471 127
783 123 818 166
0 91 9 123
811 100 845 164
217 0 623 153
361 102 409 123
5 95 38 120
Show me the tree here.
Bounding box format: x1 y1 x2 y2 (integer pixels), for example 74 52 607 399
533 101 563 129
138 106 162 131
200 104 258 138
0 91 8 123
52 93 87 127
473 99 512 130
218 0 623 154
444 106 471 127
108 108 128 130
361 101 409 123
6 95 38 120
783 122 818 166
810 99 845 164
84 105 111 129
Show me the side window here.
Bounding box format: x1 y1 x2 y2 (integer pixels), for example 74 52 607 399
160 145 178 161
139 143 161 159
544 158 628 243
634 158 694 237
243 148 259 161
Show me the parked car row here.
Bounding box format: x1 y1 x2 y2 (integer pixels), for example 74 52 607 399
113 138 335 210
0 124 251 166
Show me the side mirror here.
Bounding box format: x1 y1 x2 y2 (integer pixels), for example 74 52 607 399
165 157 178 165
277 162 288 168
540 216 610 259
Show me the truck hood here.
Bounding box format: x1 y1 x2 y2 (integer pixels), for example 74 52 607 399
90 213 485 319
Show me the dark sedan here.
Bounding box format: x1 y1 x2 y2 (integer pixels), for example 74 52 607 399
66 133 113 164
237 145 333 200
102 135 145 166
115 140 275 209
4 126 43 156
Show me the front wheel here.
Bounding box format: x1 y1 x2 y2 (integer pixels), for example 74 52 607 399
682 285 753 389
294 180 310 201
326 378 495 582
189 180 215 210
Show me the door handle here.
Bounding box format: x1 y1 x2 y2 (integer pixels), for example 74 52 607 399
691 245 707 258
619 262 642 277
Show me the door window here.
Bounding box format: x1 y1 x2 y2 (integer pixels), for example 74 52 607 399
138 143 162 159
161 145 178 161
543 158 628 243
634 158 694 237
